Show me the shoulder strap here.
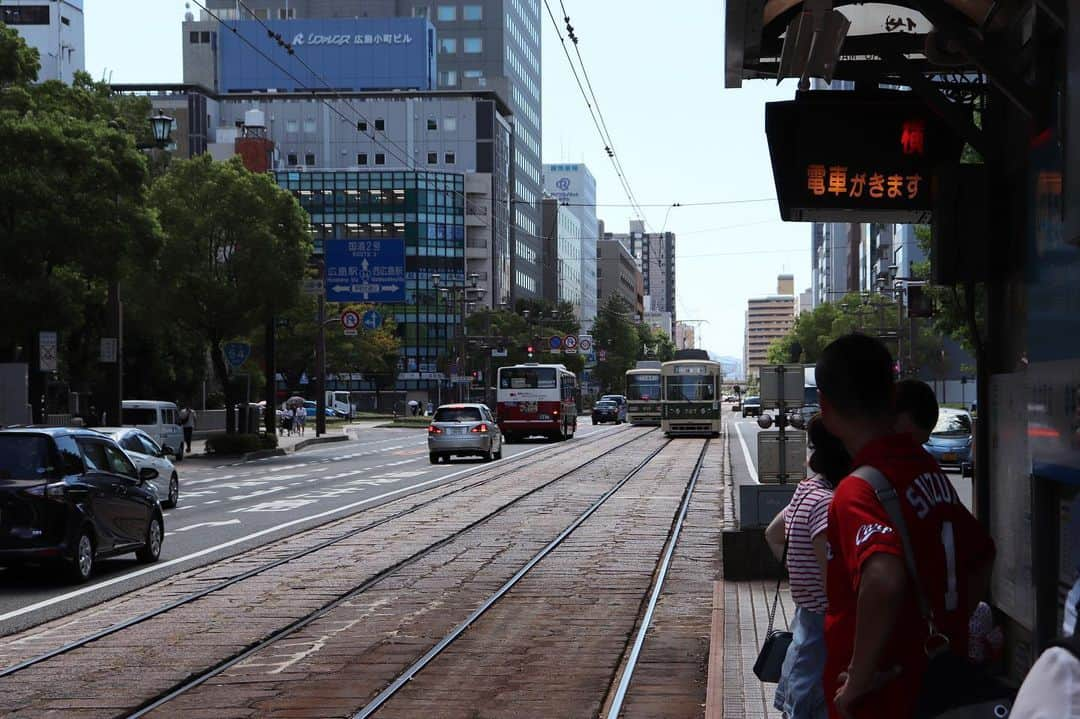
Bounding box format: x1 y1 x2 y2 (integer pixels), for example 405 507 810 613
850 466 935 625
1050 632 1080 662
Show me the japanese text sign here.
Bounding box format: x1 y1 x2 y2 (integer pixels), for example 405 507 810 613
325 238 406 303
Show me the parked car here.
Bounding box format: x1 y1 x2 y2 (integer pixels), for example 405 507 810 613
592 400 619 424
428 404 502 464
303 400 341 418
742 396 762 418
599 395 628 424
0 427 165 582
122 400 185 462
98 427 180 508
923 407 974 467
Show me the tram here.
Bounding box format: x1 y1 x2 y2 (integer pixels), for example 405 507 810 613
661 350 723 437
625 361 662 425
496 363 579 443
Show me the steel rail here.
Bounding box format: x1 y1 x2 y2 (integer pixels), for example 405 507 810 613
351 438 683 719
605 438 711 718
120 428 660 719
0 424 643 680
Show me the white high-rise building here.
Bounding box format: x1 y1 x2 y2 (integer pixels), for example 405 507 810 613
544 163 598 331
2 1 84 84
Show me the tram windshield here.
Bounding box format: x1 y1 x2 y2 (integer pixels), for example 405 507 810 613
499 367 557 389
665 376 716 402
627 374 661 401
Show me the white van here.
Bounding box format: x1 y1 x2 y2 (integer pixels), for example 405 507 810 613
121 400 186 461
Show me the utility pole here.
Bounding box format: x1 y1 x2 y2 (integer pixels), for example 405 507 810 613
315 260 327 436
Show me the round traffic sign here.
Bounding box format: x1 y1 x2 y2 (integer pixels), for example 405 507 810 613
341 310 361 330
579 337 592 352
362 310 383 330
564 335 578 350
549 335 562 350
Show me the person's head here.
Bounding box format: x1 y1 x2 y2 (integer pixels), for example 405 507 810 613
815 333 895 442
894 378 938 445
807 414 852 487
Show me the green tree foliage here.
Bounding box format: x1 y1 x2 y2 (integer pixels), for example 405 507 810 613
592 296 639 394
463 299 584 379
149 155 312 431
911 225 986 357
0 22 39 87
636 323 676 362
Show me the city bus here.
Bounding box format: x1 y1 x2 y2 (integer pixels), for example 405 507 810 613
625 361 662 425
660 356 723 437
496 363 579 443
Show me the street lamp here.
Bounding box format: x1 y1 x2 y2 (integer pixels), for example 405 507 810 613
149 110 174 147
433 272 486 401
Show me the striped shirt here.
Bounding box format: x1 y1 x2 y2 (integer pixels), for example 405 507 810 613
783 475 833 613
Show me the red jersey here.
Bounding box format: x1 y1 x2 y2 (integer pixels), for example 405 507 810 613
824 434 995 719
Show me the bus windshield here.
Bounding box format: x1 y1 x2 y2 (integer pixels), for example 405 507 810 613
665 377 715 402
627 374 661 401
499 367 557 389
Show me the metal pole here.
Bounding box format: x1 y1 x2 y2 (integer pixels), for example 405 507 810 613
776 365 787 484
316 262 327 437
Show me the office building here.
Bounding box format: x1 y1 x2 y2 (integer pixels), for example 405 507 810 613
603 220 676 326
797 288 813 316
674 322 695 350
645 311 672 338
744 275 796 382
2 1 84 83
190 1 543 303
544 163 598 330
539 196 582 311
597 238 643 320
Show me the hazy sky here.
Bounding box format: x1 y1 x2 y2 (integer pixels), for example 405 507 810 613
84 0 808 362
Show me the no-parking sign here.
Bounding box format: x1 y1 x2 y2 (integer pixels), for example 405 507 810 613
341 309 361 336
564 335 578 354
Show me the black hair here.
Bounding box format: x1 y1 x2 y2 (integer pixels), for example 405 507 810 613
807 414 851 488
815 333 895 418
894 378 939 432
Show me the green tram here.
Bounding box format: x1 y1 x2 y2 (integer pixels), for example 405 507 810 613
625 361 662 425
661 350 723 437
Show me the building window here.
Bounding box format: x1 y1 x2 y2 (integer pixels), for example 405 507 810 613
438 70 458 87
463 5 482 20
375 118 385 131
463 70 483 79
463 37 483 53
427 152 438 165
286 119 298 133
357 153 368 165
437 5 457 21
201 31 211 43
304 153 316 166
444 117 458 131
278 7 296 19
375 153 386 165
1 6 50 25
189 31 200 44
427 118 438 131
445 152 456 164
358 120 367 132
439 38 457 54
287 153 298 166
303 118 317 134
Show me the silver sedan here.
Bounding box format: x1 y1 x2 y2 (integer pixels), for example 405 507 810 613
427 403 503 464
98 427 181 508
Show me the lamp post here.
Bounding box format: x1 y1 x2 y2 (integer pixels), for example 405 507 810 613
432 272 486 402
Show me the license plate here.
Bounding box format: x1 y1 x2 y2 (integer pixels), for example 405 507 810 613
941 452 958 462
525 402 537 413
451 427 467 434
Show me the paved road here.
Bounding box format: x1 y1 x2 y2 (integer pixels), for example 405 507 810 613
0 419 621 634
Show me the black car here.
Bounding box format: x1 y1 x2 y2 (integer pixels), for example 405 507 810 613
742 396 763 418
592 400 619 424
0 428 165 583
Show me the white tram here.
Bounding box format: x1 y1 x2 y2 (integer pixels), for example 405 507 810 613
660 350 723 437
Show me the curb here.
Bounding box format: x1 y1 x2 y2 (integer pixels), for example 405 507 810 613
293 434 350 452
240 448 288 461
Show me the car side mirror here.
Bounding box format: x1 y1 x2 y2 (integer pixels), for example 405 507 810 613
139 467 159 484
161 445 176 458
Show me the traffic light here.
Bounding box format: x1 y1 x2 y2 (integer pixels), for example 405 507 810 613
526 344 534 358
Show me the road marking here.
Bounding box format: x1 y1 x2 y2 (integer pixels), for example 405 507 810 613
173 520 242 533
734 420 758 483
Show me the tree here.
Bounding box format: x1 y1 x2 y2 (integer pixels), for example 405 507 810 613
911 225 986 358
592 296 639 394
0 22 39 87
149 155 312 432
636 323 676 362
463 300 584 383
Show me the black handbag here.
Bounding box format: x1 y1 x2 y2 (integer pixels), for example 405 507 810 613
753 541 792 683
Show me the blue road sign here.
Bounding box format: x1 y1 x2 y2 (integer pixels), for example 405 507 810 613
224 342 251 368
363 310 383 330
325 239 406 303
549 335 562 350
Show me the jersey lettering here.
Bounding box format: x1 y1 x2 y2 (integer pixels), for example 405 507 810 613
855 522 894 547
906 472 959 519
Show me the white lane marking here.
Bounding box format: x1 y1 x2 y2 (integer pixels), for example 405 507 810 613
0 438 564 624
203 500 221 505
173 520 242 533
734 420 758 483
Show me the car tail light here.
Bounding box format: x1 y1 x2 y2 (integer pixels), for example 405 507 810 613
553 409 559 416
471 423 489 433
428 425 443 435
25 483 66 502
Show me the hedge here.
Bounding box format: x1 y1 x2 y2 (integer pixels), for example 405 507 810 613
205 432 278 455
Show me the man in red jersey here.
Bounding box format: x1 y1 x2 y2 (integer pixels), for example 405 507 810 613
815 334 995 719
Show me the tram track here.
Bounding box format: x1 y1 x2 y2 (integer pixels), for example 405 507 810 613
0 424 647 681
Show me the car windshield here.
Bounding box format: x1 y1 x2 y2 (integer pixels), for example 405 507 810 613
500 367 556 389
745 396 760 404
434 407 483 422
933 412 972 436
0 435 53 479
122 408 157 425
594 402 615 409
601 396 623 403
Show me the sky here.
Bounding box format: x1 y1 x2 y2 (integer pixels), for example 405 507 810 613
84 0 809 364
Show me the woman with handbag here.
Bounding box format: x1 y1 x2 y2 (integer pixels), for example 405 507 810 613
763 415 851 719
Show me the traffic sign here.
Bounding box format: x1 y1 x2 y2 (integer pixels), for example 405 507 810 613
39 331 57 372
301 278 324 295
598 349 607 361
341 309 361 336
224 342 251 368
362 310 383 330
549 335 562 350
325 239 406 303
491 348 508 357
100 337 117 364
564 335 578 353
578 335 593 353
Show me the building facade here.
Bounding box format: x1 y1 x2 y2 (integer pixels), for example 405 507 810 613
544 163 598 330
644 310 672 338
2 0 84 84
603 220 676 326
539 196 583 311
192 1 543 304
596 238 643 320
743 275 796 382
674 321 695 350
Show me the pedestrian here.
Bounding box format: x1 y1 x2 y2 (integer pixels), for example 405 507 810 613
408 399 419 416
815 334 996 719
178 404 197 454
292 405 304 436
764 415 851 719
893 378 938 445
427 401 434 416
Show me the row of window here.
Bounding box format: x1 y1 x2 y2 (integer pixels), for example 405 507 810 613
436 5 484 22
286 151 458 168
510 0 541 45
516 269 537 294
515 240 537 264
514 122 540 159
505 13 539 71
516 153 542 187
438 36 484 54
505 45 540 102
512 86 541 131
278 171 464 192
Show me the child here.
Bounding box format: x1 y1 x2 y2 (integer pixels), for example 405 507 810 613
894 378 938 444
